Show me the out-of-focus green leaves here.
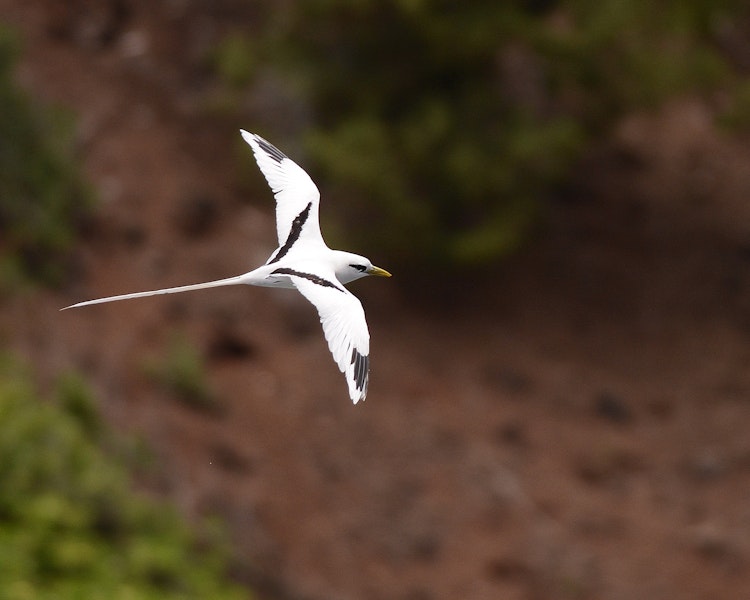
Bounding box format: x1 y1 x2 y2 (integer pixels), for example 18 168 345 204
143 334 223 415
0 355 248 599
719 79 750 130
0 27 92 288
211 32 258 91
219 0 749 271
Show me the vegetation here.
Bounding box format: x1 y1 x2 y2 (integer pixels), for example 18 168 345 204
0 356 247 599
216 1 749 269
144 334 222 414
0 27 92 287
211 32 258 91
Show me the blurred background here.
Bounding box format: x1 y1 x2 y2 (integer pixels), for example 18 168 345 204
2 1 750 598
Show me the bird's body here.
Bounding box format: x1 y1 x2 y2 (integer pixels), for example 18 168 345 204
62 131 391 404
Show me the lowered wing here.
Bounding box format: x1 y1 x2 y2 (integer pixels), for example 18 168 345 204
283 268 370 404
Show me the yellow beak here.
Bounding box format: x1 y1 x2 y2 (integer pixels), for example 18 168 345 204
367 265 392 277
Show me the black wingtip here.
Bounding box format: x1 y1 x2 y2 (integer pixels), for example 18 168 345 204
254 134 287 164
350 348 369 393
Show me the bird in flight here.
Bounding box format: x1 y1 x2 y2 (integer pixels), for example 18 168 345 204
62 130 391 404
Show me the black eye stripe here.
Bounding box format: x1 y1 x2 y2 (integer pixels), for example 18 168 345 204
349 264 367 272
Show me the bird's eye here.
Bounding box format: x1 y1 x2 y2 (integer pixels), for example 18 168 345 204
350 264 367 272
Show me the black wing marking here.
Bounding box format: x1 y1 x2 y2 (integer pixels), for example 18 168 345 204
351 348 369 393
267 202 312 264
255 135 287 163
271 268 345 292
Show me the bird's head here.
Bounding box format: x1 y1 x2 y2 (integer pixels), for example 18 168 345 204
333 251 392 284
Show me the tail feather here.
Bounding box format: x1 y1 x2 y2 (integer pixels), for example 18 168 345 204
60 275 246 311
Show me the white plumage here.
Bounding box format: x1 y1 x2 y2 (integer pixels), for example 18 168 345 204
62 131 391 404
245 130 323 249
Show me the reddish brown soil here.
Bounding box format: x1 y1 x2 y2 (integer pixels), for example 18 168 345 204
4 3 750 599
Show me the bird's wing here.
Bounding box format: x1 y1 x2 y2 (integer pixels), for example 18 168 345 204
240 131 324 260
283 268 370 404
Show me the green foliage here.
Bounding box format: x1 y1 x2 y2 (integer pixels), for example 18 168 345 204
718 79 750 131
211 32 258 91
0 355 248 599
237 0 748 269
0 27 92 288
202 32 259 117
145 335 221 414
55 371 102 440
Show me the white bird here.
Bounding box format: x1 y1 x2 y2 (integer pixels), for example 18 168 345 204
62 130 391 404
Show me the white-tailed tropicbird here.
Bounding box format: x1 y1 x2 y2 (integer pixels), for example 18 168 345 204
61 130 391 404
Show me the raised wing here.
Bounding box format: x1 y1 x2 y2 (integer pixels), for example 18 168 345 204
283 268 370 404
240 131 325 260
